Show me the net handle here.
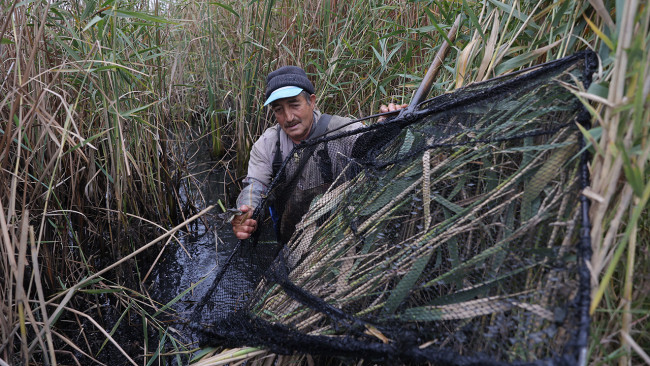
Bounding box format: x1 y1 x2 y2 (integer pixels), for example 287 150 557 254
398 14 463 119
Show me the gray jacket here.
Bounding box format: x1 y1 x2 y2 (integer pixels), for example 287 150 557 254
236 110 363 209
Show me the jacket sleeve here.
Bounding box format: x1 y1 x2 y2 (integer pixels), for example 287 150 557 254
235 177 267 209
235 128 276 209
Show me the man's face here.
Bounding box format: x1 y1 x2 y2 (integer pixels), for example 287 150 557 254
270 93 316 144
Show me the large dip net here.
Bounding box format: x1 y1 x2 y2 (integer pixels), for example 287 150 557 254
191 51 595 365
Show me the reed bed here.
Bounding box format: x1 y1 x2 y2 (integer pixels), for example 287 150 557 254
192 1 650 365
1 0 648 365
1 0 201 363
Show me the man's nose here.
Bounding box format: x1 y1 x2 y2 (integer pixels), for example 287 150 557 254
283 109 295 121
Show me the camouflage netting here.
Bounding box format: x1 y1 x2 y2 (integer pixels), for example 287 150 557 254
191 51 595 365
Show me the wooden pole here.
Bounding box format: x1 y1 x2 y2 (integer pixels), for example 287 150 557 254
398 14 463 118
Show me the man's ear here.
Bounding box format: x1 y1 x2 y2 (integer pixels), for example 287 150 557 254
309 94 316 105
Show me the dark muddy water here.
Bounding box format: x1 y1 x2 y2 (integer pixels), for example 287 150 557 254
147 130 241 343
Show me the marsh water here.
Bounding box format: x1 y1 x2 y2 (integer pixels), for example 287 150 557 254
146 128 242 343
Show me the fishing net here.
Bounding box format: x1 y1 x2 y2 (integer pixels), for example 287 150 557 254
191 51 595 365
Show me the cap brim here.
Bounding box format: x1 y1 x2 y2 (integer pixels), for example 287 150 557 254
264 86 303 106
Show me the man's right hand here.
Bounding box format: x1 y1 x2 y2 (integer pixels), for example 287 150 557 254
378 103 408 122
232 205 257 240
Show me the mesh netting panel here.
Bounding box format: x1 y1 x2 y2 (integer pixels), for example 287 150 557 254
191 52 595 365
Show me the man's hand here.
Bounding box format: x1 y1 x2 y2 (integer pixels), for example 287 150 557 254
378 103 408 122
232 205 257 240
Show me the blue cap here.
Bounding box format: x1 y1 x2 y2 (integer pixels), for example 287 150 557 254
264 86 304 106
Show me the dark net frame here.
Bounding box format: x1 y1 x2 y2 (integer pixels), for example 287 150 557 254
191 51 596 365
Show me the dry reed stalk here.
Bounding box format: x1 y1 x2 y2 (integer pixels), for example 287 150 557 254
587 0 639 293
578 1 650 364
48 204 216 303
191 347 268 366
59 306 137 366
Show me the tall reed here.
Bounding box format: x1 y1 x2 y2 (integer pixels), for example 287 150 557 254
1 0 648 364
192 0 650 365
1 0 199 363
582 1 650 364
189 0 445 172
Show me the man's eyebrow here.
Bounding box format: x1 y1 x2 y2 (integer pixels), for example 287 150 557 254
271 97 300 108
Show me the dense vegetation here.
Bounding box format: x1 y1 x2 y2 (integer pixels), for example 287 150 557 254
1 0 648 365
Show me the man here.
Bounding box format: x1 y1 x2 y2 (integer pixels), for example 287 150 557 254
232 65 405 239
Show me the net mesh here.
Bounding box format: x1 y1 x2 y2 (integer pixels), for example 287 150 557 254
191 51 595 365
